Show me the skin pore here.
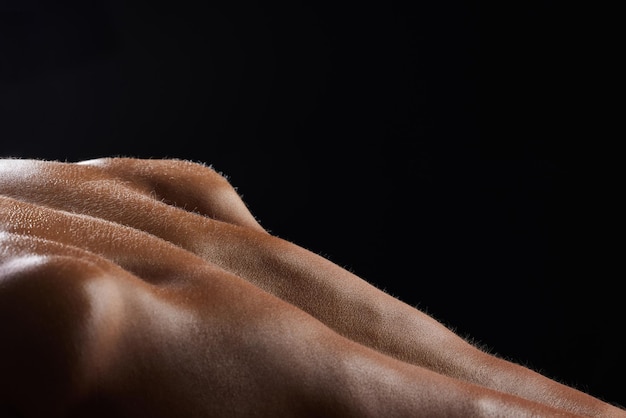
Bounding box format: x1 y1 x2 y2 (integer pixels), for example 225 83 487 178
1 157 624 417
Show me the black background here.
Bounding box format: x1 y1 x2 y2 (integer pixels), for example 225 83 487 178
1 0 622 408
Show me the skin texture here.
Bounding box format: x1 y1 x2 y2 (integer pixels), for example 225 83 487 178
0 157 624 418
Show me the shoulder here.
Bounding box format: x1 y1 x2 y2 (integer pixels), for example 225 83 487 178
78 157 265 230
0 156 265 232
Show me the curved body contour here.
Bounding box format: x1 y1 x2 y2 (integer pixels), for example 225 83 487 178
0 157 624 417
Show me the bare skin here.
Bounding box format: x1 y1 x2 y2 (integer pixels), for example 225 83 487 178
0 157 623 417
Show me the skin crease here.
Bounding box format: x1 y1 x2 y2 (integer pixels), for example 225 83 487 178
0 157 624 417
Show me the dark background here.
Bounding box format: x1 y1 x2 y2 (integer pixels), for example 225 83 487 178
1 0 622 408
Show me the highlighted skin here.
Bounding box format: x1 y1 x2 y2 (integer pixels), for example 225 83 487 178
0 157 624 417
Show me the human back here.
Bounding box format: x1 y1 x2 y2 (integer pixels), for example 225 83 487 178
1 157 624 417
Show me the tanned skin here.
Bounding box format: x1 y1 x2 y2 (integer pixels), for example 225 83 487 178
0 157 624 417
